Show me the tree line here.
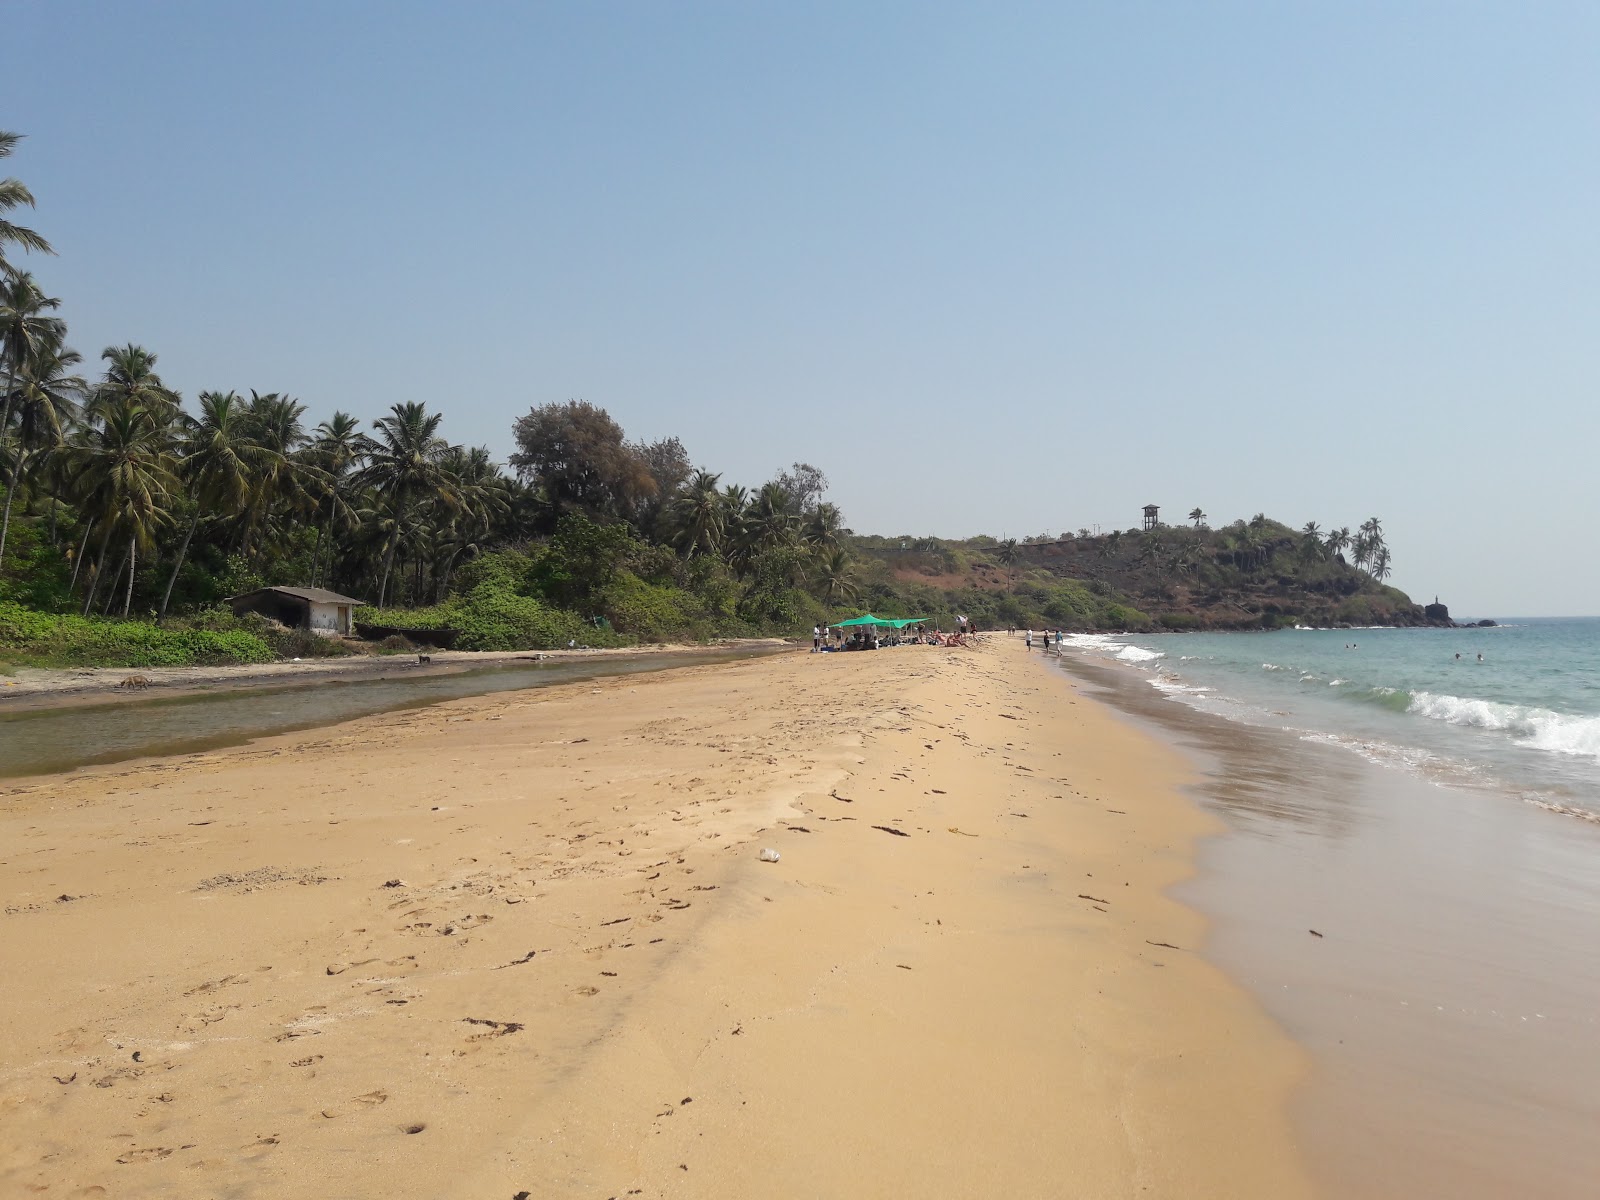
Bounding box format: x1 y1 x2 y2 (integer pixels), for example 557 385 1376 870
0 129 855 630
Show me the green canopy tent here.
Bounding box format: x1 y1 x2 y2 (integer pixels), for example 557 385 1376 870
832 614 898 627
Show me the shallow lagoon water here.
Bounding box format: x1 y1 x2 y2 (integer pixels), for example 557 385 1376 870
0 647 785 780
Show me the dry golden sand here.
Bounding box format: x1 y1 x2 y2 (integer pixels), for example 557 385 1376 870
0 637 1314 1199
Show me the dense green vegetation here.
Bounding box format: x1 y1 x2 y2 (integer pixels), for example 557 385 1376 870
0 128 1432 669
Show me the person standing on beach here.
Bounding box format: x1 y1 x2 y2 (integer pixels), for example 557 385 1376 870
1025 630 1033 652
813 625 821 653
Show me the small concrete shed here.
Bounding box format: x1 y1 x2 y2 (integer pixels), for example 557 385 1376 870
227 586 363 637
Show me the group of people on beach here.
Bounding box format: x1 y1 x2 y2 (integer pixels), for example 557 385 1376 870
811 621 976 653
1015 627 1065 652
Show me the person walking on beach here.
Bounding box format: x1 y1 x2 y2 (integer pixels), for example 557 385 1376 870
813 625 822 653
1025 630 1033 652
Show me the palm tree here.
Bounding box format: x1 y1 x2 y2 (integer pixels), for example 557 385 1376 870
802 501 845 554
356 401 454 606
1326 526 1351 562
0 336 83 564
996 537 1019 590
89 345 181 429
1371 545 1392 583
432 445 509 597
814 547 858 605
1189 507 1207 528
159 391 279 619
68 404 177 616
0 132 54 279
669 469 725 558
1352 532 1373 573
235 390 309 559
746 481 797 552
305 411 367 587
0 273 65 462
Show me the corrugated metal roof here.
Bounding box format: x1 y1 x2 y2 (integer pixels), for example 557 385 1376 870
227 586 366 606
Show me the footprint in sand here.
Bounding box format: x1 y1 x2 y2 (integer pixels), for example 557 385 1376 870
320 1090 387 1119
115 1147 173 1164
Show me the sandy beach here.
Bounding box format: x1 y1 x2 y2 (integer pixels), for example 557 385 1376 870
0 637 1313 1198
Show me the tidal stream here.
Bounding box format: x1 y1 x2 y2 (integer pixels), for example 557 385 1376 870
0 648 785 780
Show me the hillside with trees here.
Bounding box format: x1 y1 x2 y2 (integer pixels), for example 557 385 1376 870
852 513 1438 634
0 128 1441 669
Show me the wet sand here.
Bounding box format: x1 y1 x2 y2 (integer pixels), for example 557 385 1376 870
1056 652 1600 1200
0 638 1311 1198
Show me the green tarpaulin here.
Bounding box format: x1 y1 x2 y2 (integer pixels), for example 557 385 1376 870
833 614 927 628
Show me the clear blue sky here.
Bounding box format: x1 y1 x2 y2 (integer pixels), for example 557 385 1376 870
9 1 1598 616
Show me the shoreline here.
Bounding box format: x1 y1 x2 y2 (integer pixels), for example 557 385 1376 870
1050 643 1600 1199
0 638 793 712
0 638 1313 1197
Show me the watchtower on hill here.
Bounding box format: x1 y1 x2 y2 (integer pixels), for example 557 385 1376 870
1142 504 1160 531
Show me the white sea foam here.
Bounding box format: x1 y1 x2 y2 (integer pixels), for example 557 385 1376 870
1261 663 1286 671
1150 673 1213 697
1407 692 1600 759
1116 645 1164 663
1061 634 1164 664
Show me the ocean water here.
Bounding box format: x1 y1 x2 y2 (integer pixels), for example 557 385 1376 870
1061 617 1600 819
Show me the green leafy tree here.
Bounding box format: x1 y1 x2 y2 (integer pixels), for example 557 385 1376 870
509 400 655 525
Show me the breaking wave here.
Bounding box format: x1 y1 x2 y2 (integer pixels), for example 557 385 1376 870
1406 692 1600 759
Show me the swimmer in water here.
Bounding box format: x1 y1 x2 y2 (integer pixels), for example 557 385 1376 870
1477 652 1484 662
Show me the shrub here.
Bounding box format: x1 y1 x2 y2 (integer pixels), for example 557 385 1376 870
601 572 704 642
0 602 275 667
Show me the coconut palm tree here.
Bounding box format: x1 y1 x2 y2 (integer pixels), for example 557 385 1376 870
1371 545 1392 583
89 345 181 429
746 482 797 552
1188 507 1207 528
1352 532 1374 573
0 274 66 461
802 501 845 555
159 391 280 619
814 547 858 605
1326 527 1351 562
304 412 368 587
0 132 53 279
234 391 309 559
669 469 725 558
432 445 509 597
996 537 1020 590
69 403 177 616
0 336 83 564
357 401 454 606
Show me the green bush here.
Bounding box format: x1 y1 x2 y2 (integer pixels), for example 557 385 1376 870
601 572 705 642
0 602 275 667
358 580 624 651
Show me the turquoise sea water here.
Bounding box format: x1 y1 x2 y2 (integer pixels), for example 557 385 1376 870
1063 617 1600 818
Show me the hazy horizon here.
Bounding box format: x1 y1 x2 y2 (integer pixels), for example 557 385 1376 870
10 2 1598 617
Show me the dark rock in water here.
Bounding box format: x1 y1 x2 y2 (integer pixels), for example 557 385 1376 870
1424 599 1451 623
1477 618 1497 627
